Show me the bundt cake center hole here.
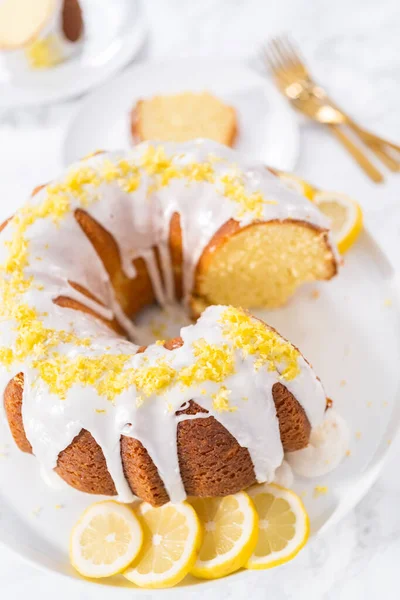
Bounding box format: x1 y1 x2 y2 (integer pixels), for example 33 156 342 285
132 303 192 346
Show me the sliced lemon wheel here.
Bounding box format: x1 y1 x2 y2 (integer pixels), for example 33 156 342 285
245 483 309 570
70 501 143 578
277 172 315 201
189 491 258 579
124 501 201 589
313 191 363 254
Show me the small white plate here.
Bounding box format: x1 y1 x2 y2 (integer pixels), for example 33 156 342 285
0 230 399 592
63 59 300 171
0 0 147 108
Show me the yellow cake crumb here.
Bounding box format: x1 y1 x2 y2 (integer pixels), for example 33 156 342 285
150 320 167 339
340 380 346 387
355 431 362 440
313 485 328 498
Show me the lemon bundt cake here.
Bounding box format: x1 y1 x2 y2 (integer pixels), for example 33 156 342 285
0 140 340 506
131 93 237 146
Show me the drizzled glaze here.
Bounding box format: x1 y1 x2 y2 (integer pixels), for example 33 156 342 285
0 140 336 502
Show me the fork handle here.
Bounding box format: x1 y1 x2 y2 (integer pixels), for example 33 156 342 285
327 101 400 165
328 124 384 183
345 123 400 171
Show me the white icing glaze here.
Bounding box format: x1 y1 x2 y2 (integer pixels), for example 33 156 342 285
273 460 294 488
0 140 342 503
286 409 350 478
18 305 327 503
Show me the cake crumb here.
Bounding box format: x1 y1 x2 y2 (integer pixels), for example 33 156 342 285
55 504 64 510
300 490 307 498
340 380 346 387
367 401 372 408
384 298 392 307
383 401 389 408
345 449 351 457
313 485 328 498
355 431 362 440
311 289 320 300
387 439 392 446
150 320 167 339
95 408 106 414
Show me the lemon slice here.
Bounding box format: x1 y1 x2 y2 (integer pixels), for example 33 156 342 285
70 501 143 578
313 191 363 254
245 483 309 570
277 172 315 201
124 501 201 589
189 491 258 579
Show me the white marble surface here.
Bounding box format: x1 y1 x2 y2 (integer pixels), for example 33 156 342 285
1 0 400 598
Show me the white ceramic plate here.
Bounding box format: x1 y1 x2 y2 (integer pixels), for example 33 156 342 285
0 0 147 108
63 59 299 171
0 230 399 593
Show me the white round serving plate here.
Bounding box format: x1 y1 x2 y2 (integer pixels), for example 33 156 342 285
0 0 147 108
63 59 300 171
0 229 399 593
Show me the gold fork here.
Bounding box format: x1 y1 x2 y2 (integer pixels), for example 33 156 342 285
262 36 400 182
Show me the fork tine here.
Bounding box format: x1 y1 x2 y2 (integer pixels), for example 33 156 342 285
260 44 296 92
261 43 285 79
263 41 280 72
259 45 278 75
270 37 290 70
268 40 293 80
280 35 309 76
267 40 296 86
281 35 302 64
